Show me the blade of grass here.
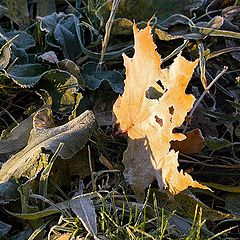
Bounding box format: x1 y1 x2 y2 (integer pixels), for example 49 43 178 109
198 41 207 89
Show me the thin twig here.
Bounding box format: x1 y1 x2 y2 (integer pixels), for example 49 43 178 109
97 0 120 71
191 66 228 117
183 66 228 133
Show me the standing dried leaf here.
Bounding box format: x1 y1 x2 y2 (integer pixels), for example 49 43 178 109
113 23 209 200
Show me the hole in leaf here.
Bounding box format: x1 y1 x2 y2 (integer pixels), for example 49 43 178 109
157 80 165 90
155 115 163 127
169 106 174 115
146 87 163 100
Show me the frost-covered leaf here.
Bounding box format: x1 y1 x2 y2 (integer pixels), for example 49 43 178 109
39 12 64 47
9 66 80 113
11 229 34 240
70 194 97 238
113 23 208 200
39 13 82 59
159 14 202 40
11 46 28 64
82 62 124 93
0 220 11 237
0 116 33 161
54 23 78 60
0 31 33 65
8 64 49 87
38 51 59 64
4 31 35 50
0 181 19 204
206 136 232 151
0 110 96 183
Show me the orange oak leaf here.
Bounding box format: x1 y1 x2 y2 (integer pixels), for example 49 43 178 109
113 23 209 200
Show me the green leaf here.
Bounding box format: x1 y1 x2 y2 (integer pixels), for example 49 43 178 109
39 69 79 113
69 92 91 121
6 200 69 220
0 181 19 204
82 62 124 93
39 13 82 58
54 23 78 60
111 18 133 36
205 136 232 151
152 190 232 221
191 24 240 39
39 12 64 48
59 59 85 89
4 31 35 50
11 46 28 64
201 182 240 193
8 64 49 87
0 220 11 237
54 15 82 60
17 177 44 228
11 229 32 240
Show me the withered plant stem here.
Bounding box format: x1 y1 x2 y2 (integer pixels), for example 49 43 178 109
97 0 120 71
183 66 228 133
